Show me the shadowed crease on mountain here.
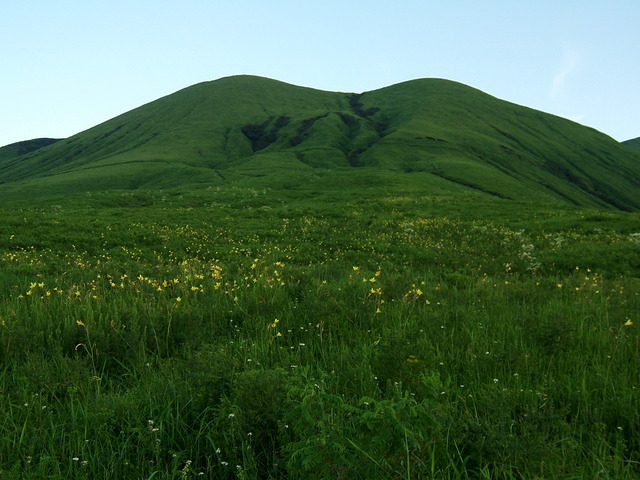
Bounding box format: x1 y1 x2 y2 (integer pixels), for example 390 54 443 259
1 75 639 210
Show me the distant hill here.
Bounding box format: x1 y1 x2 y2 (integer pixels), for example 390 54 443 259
1 75 640 210
0 138 61 163
623 137 640 152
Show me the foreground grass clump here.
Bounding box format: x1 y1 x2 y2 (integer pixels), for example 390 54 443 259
0 188 639 479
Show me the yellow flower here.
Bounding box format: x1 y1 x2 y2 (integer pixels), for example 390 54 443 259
176 297 182 302
76 320 85 327
624 319 633 326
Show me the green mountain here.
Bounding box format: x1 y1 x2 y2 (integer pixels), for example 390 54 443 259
1 75 639 210
623 137 640 152
0 138 61 163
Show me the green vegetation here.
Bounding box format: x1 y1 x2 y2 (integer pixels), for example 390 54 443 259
1 75 640 210
0 138 61 163
1 75 639 478
622 136 640 152
0 184 638 479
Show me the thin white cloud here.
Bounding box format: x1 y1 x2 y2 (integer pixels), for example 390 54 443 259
550 46 579 99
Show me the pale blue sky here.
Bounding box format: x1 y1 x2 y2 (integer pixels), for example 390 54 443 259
1 1 638 147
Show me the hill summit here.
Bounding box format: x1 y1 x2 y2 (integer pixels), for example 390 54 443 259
1 75 639 209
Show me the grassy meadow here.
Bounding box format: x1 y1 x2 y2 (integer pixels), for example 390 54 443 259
0 184 639 479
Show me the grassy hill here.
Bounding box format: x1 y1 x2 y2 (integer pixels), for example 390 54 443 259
1 76 640 478
623 136 640 152
0 137 61 163
1 75 640 210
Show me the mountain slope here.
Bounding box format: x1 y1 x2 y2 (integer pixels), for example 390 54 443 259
623 137 640 152
0 138 61 163
359 79 640 210
0 76 351 193
1 75 640 209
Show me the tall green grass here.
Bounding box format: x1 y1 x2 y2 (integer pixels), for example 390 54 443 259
0 188 638 478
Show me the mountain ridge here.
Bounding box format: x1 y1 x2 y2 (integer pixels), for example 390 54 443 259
1 75 639 210
0 138 62 162
623 136 640 152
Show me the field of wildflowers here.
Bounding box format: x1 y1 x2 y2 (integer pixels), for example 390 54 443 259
0 188 638 479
